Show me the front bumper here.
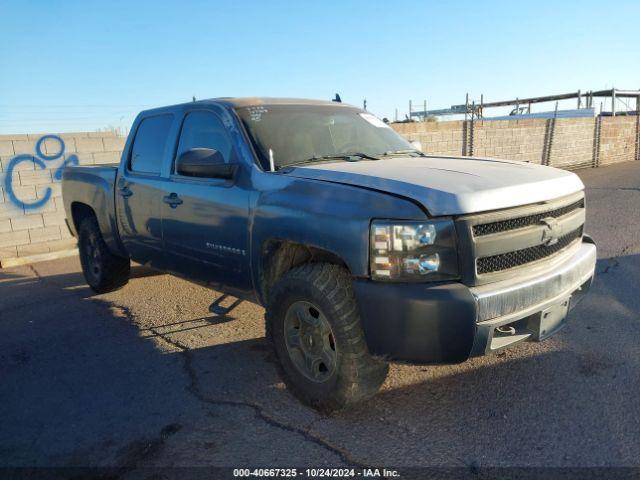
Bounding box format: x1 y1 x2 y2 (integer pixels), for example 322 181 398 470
353 238 596 364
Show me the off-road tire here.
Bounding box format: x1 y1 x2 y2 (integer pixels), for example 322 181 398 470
266 263 389 412
78 215 130 294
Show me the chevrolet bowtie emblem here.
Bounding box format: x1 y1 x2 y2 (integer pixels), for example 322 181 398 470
540 217 562 246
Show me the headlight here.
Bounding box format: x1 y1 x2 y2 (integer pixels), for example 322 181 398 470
370 219 459 282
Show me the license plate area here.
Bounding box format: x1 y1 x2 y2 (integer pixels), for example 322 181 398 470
528 297 571 341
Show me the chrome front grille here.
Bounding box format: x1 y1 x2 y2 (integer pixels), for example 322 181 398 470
457 191 586 285
476 226 584 274
472 199 585 236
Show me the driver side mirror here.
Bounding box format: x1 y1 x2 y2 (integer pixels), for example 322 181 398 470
176 148 238 179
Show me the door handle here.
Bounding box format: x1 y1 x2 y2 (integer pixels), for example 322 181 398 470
119 186 133 198
163 192 183 208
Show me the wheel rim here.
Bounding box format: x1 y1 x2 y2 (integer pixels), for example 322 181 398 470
283 300 337 383
84 233 102 281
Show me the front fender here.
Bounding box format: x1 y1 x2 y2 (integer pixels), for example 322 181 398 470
249 171 426 302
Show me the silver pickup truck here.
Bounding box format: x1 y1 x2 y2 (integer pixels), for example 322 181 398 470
62 97 596 411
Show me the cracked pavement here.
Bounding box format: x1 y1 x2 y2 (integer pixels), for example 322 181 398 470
1 162 639 471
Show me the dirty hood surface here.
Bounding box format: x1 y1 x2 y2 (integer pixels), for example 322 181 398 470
287 156 584 216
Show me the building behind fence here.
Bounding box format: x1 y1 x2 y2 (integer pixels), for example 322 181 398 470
0 114 639 265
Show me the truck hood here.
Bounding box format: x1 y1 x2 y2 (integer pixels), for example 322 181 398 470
286 156 584 216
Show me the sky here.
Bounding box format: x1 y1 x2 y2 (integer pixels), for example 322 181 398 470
1 0 639 134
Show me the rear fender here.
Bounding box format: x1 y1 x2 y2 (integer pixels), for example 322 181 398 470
62 166 127 257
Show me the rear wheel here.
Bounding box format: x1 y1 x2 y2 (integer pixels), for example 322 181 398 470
266 263 388 412
78 215 130 293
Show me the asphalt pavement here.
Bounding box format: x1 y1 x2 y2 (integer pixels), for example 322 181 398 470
1 161 639 474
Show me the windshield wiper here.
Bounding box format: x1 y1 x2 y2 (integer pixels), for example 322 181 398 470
334 152 380 160
381 149 425 157
281 152 380 169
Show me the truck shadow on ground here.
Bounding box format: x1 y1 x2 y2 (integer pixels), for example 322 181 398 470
0 255 638 467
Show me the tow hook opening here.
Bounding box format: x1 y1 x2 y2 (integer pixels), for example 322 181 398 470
488 317 533 352
495 325 516 336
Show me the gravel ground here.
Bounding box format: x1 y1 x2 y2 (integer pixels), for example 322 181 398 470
1 161 639 475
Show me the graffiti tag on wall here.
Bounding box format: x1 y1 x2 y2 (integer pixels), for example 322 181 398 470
4 135 79 210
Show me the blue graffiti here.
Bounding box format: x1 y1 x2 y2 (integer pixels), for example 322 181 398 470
4 135 79 210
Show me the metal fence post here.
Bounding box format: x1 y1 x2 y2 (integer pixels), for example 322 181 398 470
542 104 558 167
464 93 469 121
636 95 640 161
592 115 602 168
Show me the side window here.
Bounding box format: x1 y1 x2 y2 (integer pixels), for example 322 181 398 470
130 114 174 174
175 111 233 170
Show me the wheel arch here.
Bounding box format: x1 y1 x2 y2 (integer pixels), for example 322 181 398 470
70 201 98 232
258 239 351 305
70 201 128 258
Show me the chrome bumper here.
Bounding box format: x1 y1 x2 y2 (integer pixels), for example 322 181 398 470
469 240 596 355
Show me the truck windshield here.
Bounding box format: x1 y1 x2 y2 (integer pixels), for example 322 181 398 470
235 104 415 170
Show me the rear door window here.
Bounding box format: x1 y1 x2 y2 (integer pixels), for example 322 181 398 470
130 114 174 174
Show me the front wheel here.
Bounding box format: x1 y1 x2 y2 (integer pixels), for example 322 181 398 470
266 263 388 412
78 215 130 294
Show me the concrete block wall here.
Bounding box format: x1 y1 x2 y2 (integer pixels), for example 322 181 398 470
0 132 125 265
393 115 640 169
599 116 638 165
473 119 548 163
394 121 465 156
543 117 595 169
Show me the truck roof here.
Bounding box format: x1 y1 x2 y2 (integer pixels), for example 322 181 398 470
217 97 352 108
138 97 357 116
